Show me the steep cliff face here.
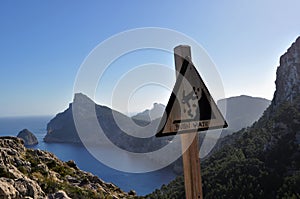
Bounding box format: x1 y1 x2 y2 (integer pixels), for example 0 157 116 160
273 37 300 107
0 137 137 199
266 36 300 147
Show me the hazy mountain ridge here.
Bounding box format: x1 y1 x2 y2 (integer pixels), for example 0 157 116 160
44 87 271 176
44 93 270 173
218 95 271 133
44 93 171 153
132 95 270 134
146 37 300 198
132 103 165 123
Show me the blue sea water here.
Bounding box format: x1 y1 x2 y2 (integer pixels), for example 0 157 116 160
0 116 177 195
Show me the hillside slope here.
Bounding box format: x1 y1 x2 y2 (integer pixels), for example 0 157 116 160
146 37 300 198
0 137 137 199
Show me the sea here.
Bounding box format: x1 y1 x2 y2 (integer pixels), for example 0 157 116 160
0 116 177 196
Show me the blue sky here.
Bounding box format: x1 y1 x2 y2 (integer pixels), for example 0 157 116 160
0 0 300 117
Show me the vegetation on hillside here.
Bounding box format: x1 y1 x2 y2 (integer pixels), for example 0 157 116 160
146 98 300 198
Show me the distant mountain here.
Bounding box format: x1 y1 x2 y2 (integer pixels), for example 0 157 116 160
218 95 271 135
45 93 271 174
132 103 165 122
132 95 270 134
147 37 300 198
44 93 171 153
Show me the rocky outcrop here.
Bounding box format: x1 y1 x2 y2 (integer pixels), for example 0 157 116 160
0 136 137 199
273 37 300 107
0 137 45 198
263 36 300 169
132 103 165 122
17 129 38 146
47 190 71 199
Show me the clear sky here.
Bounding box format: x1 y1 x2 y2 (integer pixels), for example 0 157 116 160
0 0 300 117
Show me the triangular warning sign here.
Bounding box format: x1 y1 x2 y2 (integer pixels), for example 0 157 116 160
156 57 228 137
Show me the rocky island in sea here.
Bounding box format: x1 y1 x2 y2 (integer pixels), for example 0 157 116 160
17 128 38 146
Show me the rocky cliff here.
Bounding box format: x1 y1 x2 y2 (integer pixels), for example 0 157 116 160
0 136 137 199
273 37 300 107
146 37 300 198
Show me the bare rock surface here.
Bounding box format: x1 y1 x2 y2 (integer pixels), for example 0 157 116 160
0 136 137 199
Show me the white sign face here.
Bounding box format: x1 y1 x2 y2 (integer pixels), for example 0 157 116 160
156 58 227 137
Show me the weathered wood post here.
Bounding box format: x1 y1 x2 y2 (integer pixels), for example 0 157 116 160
156 44 227 198
174 45 203 199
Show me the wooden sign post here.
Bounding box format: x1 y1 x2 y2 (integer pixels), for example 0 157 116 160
175 46 203 199
156 45 227 198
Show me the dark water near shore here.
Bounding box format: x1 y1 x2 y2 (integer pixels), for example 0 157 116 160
0 116 176 195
